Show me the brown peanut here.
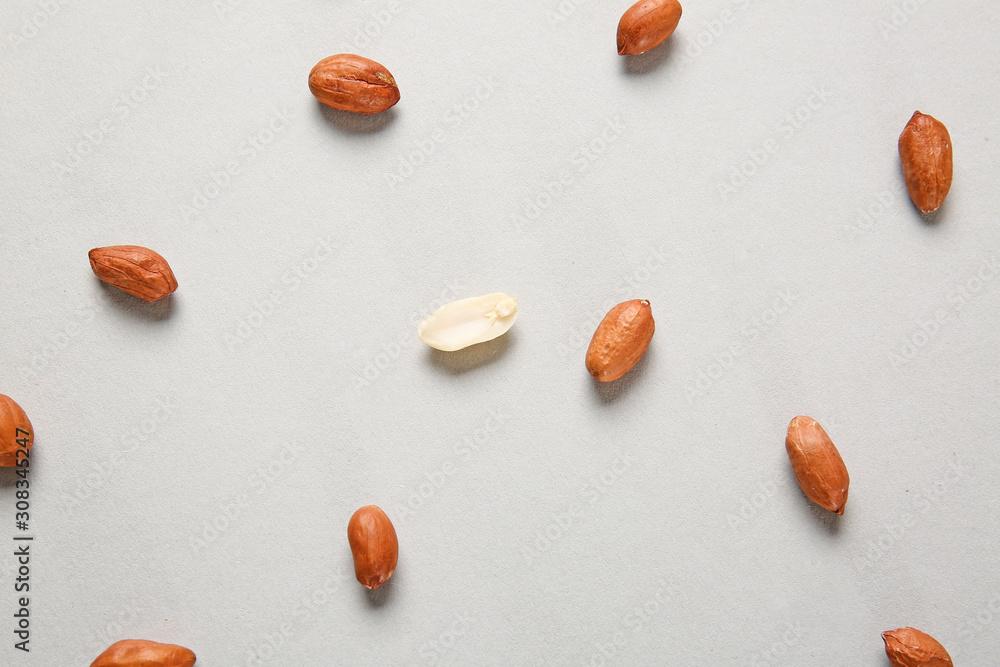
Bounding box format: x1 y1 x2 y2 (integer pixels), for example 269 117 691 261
585 299 655 382
0 394 33 468
91 639 196 667
617 0 683 55
88 245 178 302
308 54 400 114
882 627 953 667
348 505 398 590
785 416 850 514
899 111 953 214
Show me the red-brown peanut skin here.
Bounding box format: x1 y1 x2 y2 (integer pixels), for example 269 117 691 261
308 54 400 114
348 505 398 590
88 245 178 302
785 416 850 515
617 0 683 55
585 299 655 382
0 394 33 467
882 627 953 667
91 639 196 667
899 111 953 214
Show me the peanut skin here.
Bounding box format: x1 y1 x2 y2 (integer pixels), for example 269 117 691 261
785 416 850 515
0 394 32 467
348 505 398 590
617 0 683 55
585 299 655 382
88 245 178 302
882 627 953 667
899 111 953 214
308 54 400 114
91 639 196 667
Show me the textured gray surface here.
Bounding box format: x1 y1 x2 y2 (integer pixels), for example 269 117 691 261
1 0 999 664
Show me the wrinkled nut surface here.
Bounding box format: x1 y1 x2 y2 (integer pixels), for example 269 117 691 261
417 293 518 351
899 111 953 214
882 627 953 667
585 299 654 382
348 505 398 590
785 416 850 515
91 639 196 667
617 0 683 55
89 245 178 302
0 394 33 467
308 54 400 114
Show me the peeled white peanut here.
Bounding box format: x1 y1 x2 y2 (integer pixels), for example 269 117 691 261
417 293 518 351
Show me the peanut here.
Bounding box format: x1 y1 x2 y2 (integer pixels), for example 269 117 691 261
348 505 398 590
417 293 518 351
785 416 850 515
88 246 177 302
617 0 683 55
308 54 400 114
899 111 953 214
0 394 33 467
91 639 196 667
882 627 953 667
585 299 655 382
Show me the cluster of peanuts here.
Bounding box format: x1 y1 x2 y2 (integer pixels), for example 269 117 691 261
2 0 959 664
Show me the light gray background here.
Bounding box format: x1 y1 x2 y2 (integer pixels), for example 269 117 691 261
1 0 998 664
